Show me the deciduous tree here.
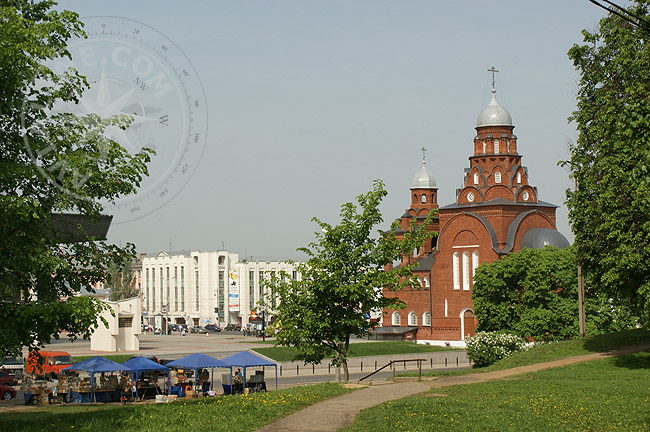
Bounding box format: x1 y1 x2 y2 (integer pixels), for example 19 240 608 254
270 180 435 381
0 1 152 354
563 0 650 321
472 247 638 341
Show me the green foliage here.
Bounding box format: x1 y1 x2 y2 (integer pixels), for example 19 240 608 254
107 257 138 301
269 180 435 380
464 331 527 368
0 1 152 354
562 0 650 322
472 246 638 341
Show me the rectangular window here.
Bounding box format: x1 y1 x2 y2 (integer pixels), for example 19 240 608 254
452 253 460 290
180 266 185 310
219 271 225 315
145 268 150 311
118 317 132 328
292 270 297 280
166 267 170 309
195 270 199 311
159 268 163 311
174 267 178 311
462 252 470 291
249 270 255 311
151 268 156 309
472 251 479 278
270 271 277 309
259 271 265 300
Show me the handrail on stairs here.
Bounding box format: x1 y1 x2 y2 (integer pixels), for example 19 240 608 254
358 358 426 382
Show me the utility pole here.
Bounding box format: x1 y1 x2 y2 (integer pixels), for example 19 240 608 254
574 177 586 338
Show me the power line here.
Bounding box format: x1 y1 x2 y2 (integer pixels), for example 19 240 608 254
587 0 650 31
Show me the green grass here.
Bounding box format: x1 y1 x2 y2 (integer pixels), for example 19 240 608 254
342 351 650 432
253 341 461 362
400 328 650 378
3 382 350 432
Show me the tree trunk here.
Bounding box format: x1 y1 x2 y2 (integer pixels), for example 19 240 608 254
342 361 349 382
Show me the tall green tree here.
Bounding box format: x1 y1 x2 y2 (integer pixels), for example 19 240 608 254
270 180 435 381
563 0 650 322
0 1 152 354
472 246 638 341
107 258 138 301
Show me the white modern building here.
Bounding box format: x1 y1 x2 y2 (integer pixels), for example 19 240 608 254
138 250 301 330
90 297 141 351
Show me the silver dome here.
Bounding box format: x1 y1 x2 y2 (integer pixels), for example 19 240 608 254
521 228 570 250
477 92 513 127
411 161 437 189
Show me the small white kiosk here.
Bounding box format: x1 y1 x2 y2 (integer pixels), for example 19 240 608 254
90 297 141 351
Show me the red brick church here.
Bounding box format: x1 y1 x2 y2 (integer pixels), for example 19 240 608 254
381 70 569 345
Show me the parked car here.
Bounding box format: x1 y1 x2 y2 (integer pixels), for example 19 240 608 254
204 324 221 332
25 351 74 379
0 385 16 400
168 324 179 332
0 371 16 386
0 355 24 378
190 326 208 334
0 384 16 400
224 323 241 332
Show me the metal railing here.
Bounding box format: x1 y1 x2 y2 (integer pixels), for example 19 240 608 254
359 359 426 382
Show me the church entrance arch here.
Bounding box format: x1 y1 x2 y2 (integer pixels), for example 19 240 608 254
460 308 477 340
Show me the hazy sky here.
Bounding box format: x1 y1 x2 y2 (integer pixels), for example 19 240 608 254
56 0 611 261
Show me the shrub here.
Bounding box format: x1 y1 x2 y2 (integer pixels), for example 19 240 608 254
465 331 527 368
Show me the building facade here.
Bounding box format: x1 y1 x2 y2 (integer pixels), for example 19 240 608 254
139 250 300 331
383 78 569 345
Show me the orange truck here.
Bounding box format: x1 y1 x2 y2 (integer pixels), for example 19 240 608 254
26 351 74 378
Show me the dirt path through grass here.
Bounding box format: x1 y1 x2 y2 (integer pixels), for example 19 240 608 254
255 342 650 432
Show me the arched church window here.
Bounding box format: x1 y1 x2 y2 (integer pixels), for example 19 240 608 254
408 311 417 326
517 172 521 184
421 194 427 204
494 139 499 154
473 173 479 185
422 276 430 290
392 311 401 326
472 251 479 277
462 251 470 291
453 253 460 290
423 312 432 326
482 141 486 154
495 171 502 183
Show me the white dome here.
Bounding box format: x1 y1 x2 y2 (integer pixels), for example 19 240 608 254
477 92 512 127
411 161 437 189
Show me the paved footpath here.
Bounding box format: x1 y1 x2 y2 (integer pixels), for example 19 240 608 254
256 343 650 432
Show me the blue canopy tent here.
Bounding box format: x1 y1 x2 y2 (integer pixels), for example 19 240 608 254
221 351 277 393
62 356 133 403
165 353 230 397
121 356 169 400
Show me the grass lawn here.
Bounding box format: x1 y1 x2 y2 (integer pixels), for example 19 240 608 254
397 328 650 378
3 382 350 432
343 351 650 432
253 341 461 362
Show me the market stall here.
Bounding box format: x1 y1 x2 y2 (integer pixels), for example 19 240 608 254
220 351 277 394
121 356 168 401
61 357 133 403
165 353 230 397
